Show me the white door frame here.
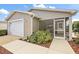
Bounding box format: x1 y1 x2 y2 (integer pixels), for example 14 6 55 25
54 18 65 39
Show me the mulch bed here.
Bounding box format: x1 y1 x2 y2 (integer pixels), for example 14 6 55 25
38 41 52 48
68 41 79 54
0 46 12 54
21 38 53 48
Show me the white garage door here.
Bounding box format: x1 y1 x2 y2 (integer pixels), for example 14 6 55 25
9 19 24 36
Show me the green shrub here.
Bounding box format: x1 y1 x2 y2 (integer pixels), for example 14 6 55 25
28 30 52 44
73 39 75 42
0 30 7 36
73 39 79 44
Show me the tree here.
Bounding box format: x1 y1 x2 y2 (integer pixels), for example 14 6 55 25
73 21 79 33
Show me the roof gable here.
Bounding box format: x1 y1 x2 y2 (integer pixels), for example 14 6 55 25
6 11 34 21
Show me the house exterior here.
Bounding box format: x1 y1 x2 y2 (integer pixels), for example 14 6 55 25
6 8 77 40
0 21 7 30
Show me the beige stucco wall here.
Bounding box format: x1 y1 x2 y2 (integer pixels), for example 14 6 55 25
24 15 32 36
0 22 7 30
31 10 71 20
33 17 39 32
8 12 32 36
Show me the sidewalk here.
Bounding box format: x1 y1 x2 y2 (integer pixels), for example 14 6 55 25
48 39 75 54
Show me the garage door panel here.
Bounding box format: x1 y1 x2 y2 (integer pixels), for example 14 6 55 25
9 19 24 36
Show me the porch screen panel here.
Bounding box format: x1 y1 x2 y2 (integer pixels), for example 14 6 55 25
39 19 54 36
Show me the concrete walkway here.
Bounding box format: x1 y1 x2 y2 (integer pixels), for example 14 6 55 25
0 35 21 45
2 39 75 54
0 35 75 54
48 39 75 54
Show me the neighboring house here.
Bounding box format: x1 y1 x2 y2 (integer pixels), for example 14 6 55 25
6 8 77 40
0 21 7 30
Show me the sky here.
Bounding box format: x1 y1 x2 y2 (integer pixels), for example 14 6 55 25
0 4 79 21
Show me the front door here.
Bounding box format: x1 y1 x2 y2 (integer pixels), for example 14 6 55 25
54 19 65 39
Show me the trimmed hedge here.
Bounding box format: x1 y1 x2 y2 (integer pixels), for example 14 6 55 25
0 30 7 36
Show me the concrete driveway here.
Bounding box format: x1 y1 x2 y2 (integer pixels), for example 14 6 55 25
2 40 48 54
0 35 21 45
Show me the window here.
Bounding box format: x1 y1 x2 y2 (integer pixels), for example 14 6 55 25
58 22 63 30
56 21 64 30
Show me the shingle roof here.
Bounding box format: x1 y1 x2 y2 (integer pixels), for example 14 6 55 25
6 11 35 21
29 8 78 15
6 8 78 21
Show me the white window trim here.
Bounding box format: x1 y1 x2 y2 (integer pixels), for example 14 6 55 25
8 19 23 23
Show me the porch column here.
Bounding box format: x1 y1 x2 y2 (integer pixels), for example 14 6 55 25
64 18 65 40
69 17 72 41
53 19 55 38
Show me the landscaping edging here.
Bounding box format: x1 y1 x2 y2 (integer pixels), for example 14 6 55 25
0 46 12 54
20 39 52 48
